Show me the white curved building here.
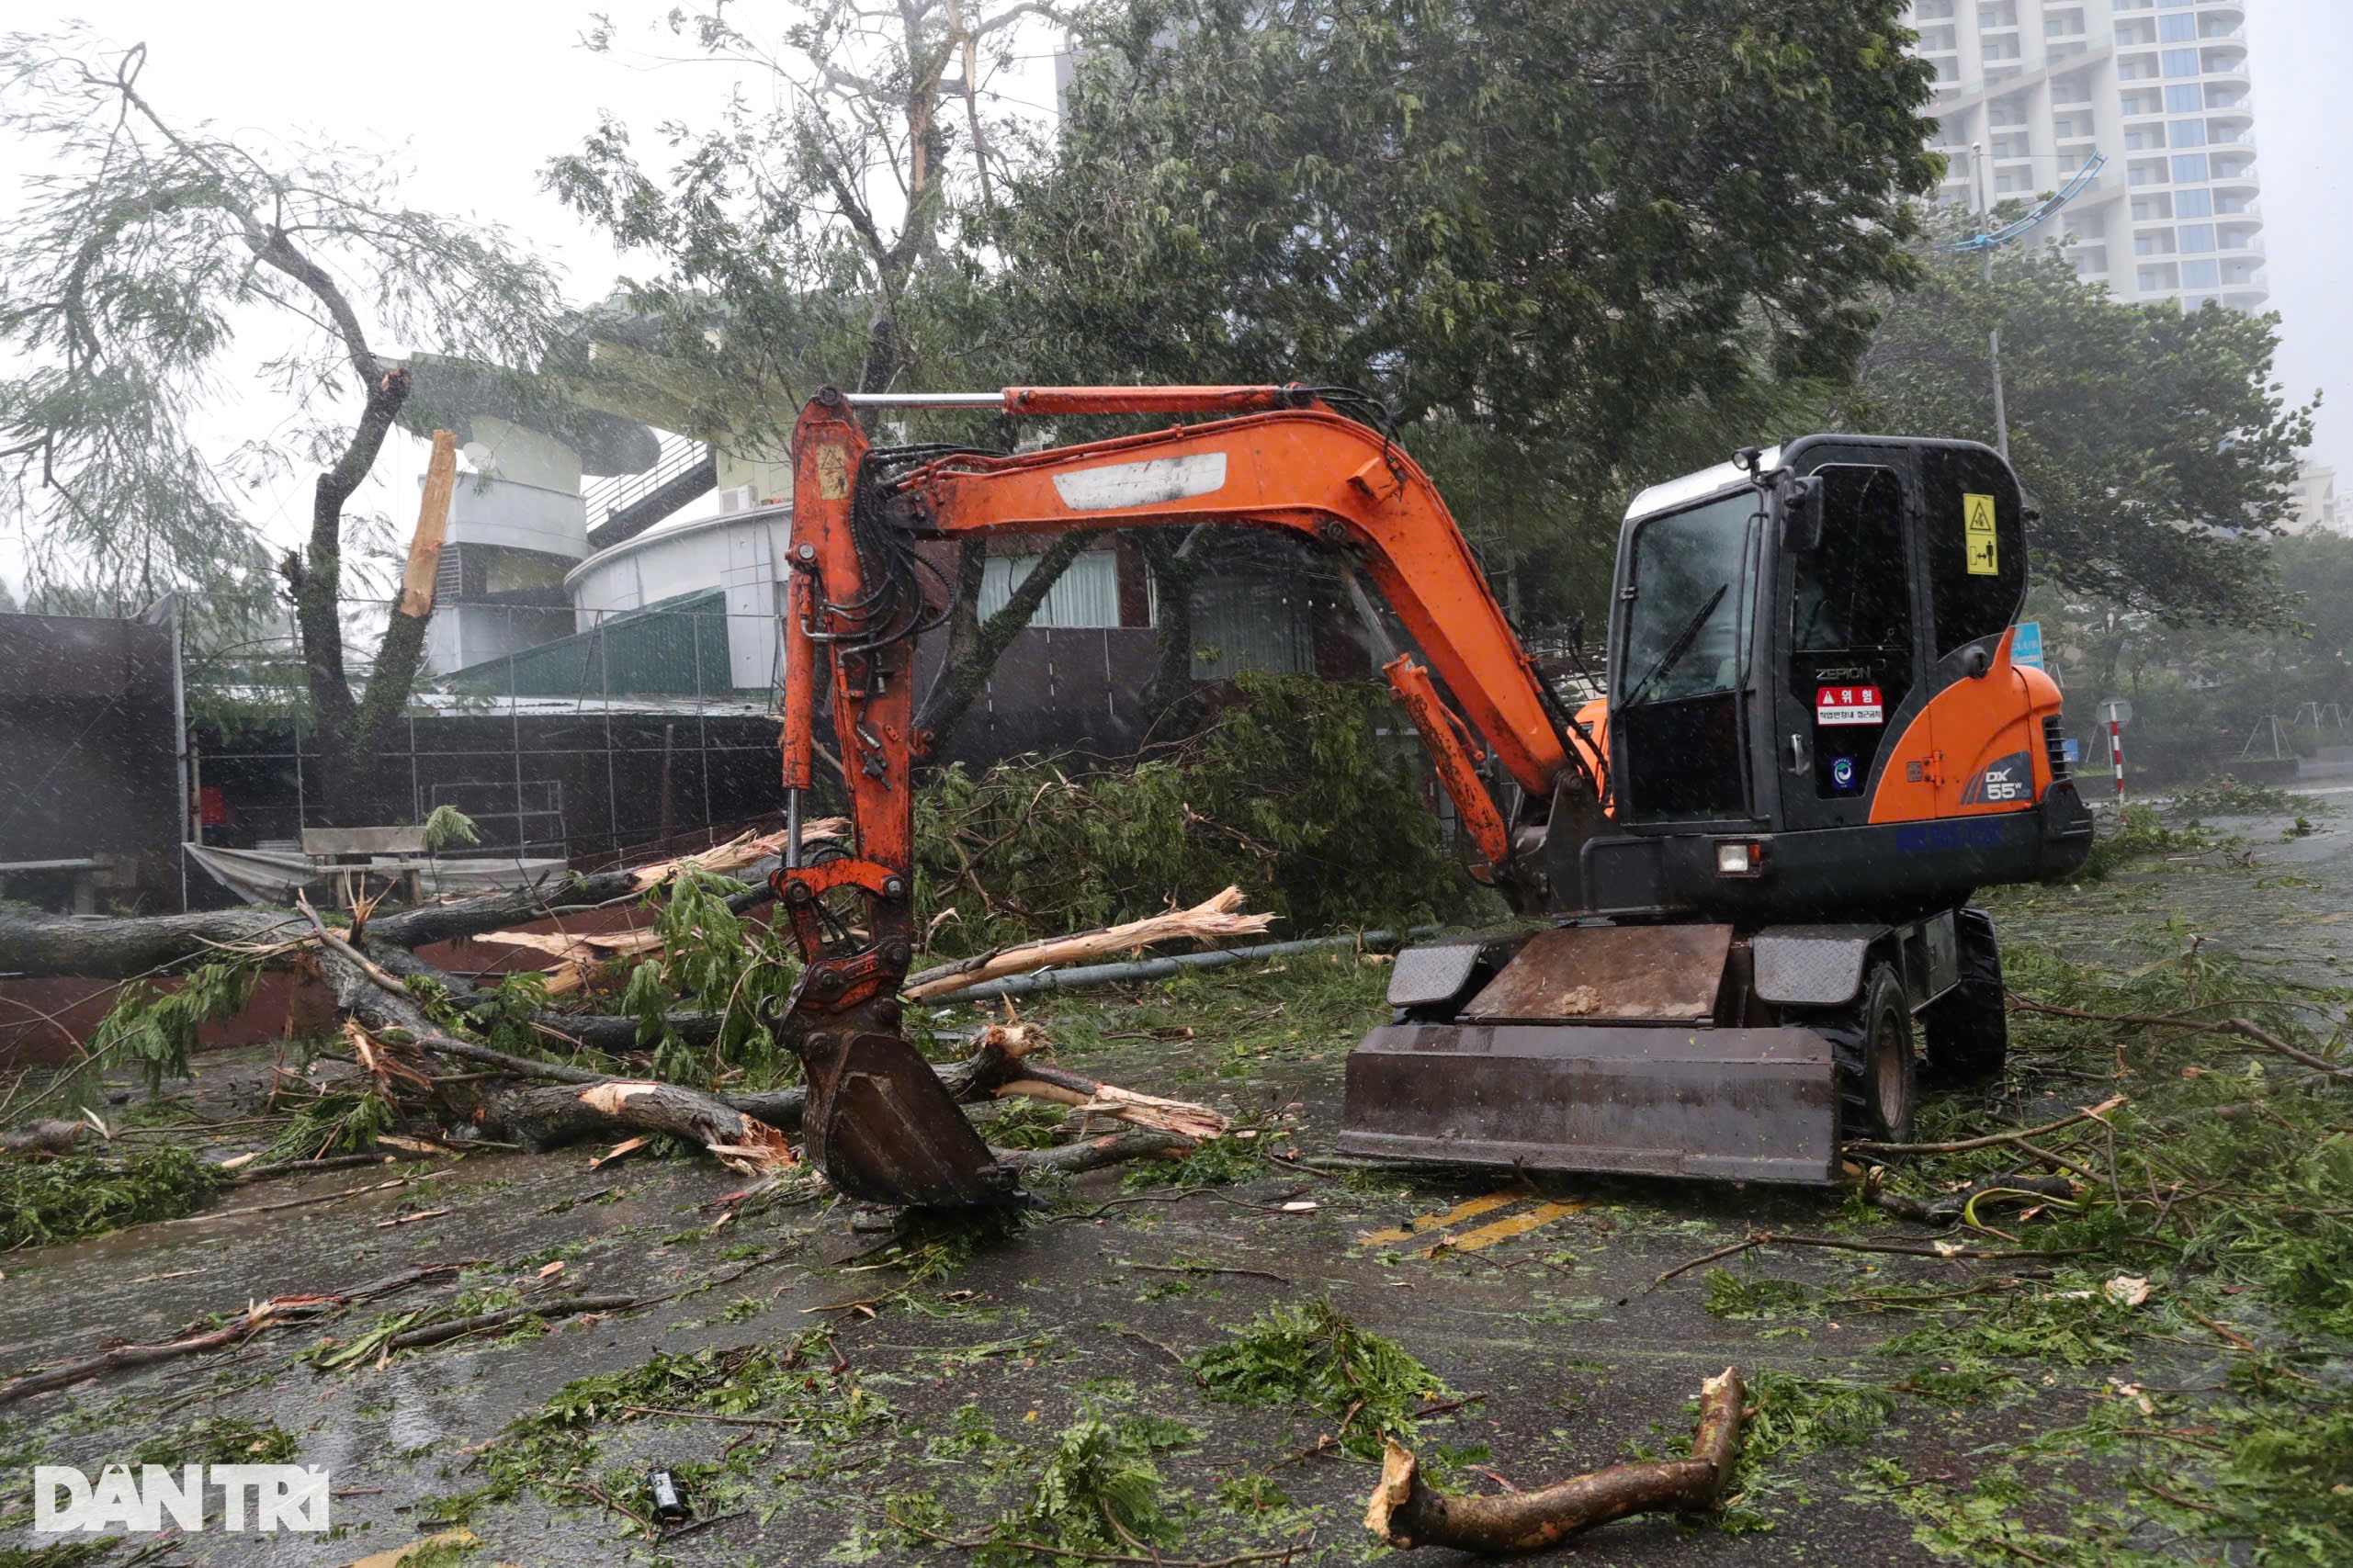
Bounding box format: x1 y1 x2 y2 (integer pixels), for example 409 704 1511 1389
565 501 796 693
1908 0 2266 313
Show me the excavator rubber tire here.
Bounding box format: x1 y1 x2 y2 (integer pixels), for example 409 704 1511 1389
1799 963 1917 1144
1922 907 2008 1083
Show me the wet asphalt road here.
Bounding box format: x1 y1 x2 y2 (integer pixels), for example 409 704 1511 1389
12 759 2353 1566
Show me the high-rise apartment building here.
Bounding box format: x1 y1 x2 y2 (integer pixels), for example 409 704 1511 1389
1906 0 2265 313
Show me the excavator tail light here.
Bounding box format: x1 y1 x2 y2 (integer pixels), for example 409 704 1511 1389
1715 840 1768 877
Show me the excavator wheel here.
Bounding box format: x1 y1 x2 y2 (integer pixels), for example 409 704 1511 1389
1921 908 2008 1083
1800 964 1917 1145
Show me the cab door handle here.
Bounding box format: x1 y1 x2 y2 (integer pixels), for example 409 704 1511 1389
1786 733 1810 774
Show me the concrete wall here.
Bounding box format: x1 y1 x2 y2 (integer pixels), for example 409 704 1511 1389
0 612 182 910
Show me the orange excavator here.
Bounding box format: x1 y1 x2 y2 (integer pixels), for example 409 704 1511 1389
766 384 2093 1206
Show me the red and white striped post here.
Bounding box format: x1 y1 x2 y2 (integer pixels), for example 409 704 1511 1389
2108 715 2126 803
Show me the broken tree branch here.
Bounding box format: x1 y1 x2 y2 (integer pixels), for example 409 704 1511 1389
990 1059 1228 1141
0 1263 460 1408
2 1119 92 1156
2008 996 2353 1081
903 886 1273 1000
1000 1128 1193 1177
0 861 765 980
1364 1367 1744 1552
1866 1173 2080 1226
1648 1231 2090 1291
1846 1096 2127 1156
382 1293 642 1352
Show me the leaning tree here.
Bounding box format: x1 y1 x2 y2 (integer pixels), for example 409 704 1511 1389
0 28 565 818
548 0 1119 750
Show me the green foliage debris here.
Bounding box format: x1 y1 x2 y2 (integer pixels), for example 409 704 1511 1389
86 959 258 1099
2172 773 2326 820
1701 1269 1815 1322
420 805 481 850
2079 806 2219 879
982 1410 1193 1566
917 675 1495 955
1191 1298 1445 1458
132 1416 297 1467
0 1143 226 1249
266 1086 395 1160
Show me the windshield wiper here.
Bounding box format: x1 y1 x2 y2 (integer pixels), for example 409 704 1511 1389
1623 583 1729 708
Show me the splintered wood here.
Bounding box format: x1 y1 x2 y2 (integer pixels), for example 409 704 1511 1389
480 819 849 995
570 1080 798 1176
624 819 848 891
903 886 1274 1000
476 928 667 997
991 1074 1229 1142
343 1017 434 1091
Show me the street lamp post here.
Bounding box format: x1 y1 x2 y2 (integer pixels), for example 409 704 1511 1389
1972 141 2012 460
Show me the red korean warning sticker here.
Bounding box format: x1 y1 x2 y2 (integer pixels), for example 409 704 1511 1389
1816 685 1884 726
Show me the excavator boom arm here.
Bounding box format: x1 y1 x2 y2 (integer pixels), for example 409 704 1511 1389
882 403 1571 796
768 384 1578 1208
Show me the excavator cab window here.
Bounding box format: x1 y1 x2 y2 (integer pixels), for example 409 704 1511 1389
1787 464 1916 801
1614 488 1760 821
1917 446 2028 653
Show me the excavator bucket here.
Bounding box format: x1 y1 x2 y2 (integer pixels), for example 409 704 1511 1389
1337 926 1843 1184
771 992 1021 1209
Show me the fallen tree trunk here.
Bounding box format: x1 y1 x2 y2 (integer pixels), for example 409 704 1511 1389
2 1119 91 1156
363 942 724 1055
904 886 1273 1001
0 901 310 979
534 1011 727 1054
0 866 758 982
1364 1367 1745 1553
314 941 796 1175
475 1079 796 1170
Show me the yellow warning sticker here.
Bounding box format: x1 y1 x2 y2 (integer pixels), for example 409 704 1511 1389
1963 491 1999 576
814 443 852 501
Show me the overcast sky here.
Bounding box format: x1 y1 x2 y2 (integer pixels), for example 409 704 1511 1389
0 1 2346 598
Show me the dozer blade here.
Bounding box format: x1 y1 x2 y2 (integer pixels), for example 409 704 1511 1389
1337 1021 1840 1184
1338 923 1839 1184
775 995 1019 1209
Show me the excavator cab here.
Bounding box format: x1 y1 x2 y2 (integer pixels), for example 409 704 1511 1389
1341 438 2095 1182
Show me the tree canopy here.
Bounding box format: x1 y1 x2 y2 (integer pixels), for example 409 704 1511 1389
1854 227 2314 626
998 0 1942 623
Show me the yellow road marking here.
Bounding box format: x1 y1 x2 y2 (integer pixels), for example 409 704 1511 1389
1423 1200 1589 1255
1357 1190 1525 1246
